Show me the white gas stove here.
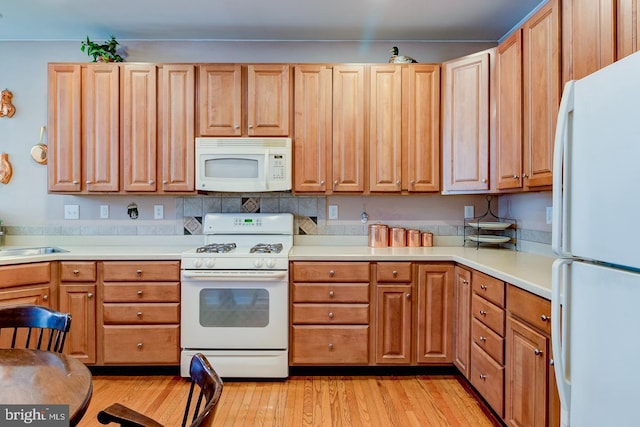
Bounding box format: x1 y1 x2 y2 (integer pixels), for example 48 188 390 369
180 213 293 378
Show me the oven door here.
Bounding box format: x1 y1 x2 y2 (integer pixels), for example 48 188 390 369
180 270 288 350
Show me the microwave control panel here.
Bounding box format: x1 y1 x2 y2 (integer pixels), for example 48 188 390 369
270 155 286 180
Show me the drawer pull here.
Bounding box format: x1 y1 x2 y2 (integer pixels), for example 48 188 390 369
462 279 469 284
479 336 486 342
136 269 143 276
329 291 334 298
549 359 554 366
534 349 543 356
541 314 550 322
406 293 411 299
87 293 93 299
479 310 487 316
479 374 487 380
73 269 79 275
480 284 487 290
329 270 335 277
137 312 143 318
328 312 334 319
137 290 143 296
392 270 398 277
328 343 334 350
43 295 48 301
137 343 143 350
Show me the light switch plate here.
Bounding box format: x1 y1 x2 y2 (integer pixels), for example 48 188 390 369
64 205 79 220
100 205 109 219
154 205 164 220
464 206 474 219
328 205 338 220
546 206 553 225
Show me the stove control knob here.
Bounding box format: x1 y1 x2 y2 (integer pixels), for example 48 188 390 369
193 259 203 268
253 259 264 268
205 259 215 268
265 258 276 268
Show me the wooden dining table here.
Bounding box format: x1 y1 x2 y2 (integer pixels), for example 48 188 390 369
0 348 93 426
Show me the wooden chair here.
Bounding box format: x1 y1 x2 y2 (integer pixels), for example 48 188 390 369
97 353 224 427
0 304 72 353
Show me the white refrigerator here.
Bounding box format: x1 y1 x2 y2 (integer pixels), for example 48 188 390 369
552 50 640 427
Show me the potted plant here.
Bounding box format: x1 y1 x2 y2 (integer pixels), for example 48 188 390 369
80 35 124 62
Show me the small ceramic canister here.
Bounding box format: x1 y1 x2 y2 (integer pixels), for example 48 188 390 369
407 229 421 247
368 224 389 247
389 227 406 247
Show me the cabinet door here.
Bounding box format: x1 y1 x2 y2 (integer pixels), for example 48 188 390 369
293 65 332 193
453 266 472 377
618 0 640 59
375 284 412 364
82 64 120 192
562 0 616 82
159 64 195 192
247 64 290 136
332 65 366 193
198 64 242 136
60 284 96 364
48 64 82 192
0 286 51 307
415 263 454 364
123 64 157 192
496 30 524 191
505 317 548 427
523 0 560 189
369 65 402 192
442 51 491 192
407 64 440 192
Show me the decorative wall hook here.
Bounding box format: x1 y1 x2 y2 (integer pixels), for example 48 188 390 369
0 89 15 118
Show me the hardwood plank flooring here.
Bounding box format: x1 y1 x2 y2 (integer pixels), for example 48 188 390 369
78 374 501 426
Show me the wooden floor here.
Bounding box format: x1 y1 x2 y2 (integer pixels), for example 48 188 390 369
78 373 501 426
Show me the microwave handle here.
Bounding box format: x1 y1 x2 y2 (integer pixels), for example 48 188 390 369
261 153 269 190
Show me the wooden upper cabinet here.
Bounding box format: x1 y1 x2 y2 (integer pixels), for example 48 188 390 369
495 30 524 191
562 0 616 82
198 64 242 136
82 64 120 192
247 64 290 136
442 50 492 193
158 64 195 193
369 65 403 192
293 65 332 193
332 65 366 193
523 0 560 189
407 64 440 192
122 64 157 192
617 0 640 59
48 64 82 192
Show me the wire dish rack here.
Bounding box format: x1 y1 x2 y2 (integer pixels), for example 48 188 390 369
463 196 517 250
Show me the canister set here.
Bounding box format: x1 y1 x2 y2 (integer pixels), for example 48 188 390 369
368 224 433 248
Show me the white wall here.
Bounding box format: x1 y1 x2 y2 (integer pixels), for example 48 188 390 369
0 39 495 228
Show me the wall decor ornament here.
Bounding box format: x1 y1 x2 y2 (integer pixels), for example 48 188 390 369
0 89 15 118
0 153 13 184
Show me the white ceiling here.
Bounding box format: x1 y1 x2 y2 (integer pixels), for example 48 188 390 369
0 0 545 42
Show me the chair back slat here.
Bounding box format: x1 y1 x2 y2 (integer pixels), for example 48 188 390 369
0 305 71 353
183 353 224 427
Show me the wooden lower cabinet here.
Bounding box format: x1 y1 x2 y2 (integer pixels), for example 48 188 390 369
471 341 505 415
291 325 369 364
375 283 412 364
100 261 181 365
0 262 53 306
453 265 472 377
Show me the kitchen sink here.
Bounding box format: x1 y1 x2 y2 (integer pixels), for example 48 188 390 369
0 246 68 257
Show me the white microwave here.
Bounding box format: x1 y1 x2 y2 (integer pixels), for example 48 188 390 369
195 137 292 192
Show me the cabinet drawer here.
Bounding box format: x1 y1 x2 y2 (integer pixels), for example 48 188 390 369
507 285 551 335
103 283 180 303
292 283 369 303
472 294 505 336
470 342 505 417
102 261 180 282
376 262 412 282
292 304 369 324
291 325 369 364
103 303 180 324
60 261 96 282
472 318 504 365
292 262 369 282
0 262 50 288
472 271 505 307
102 325 179 364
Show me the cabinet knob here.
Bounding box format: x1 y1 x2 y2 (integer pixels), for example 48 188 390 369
248 124 253 129
137 343 143 350
392 270 398 277
479 374 487 380
234 124 240 129
148 180 154 185
328 312 334 319
480 284 487 290
73 269 79 275
479 310 487 316
72 180 79 185
328 343 334 350
162 180 168 184
410 180 415 186
329 270 335 277
86 180 92 184
513 175 520 180
396 180 401 186
137 311 143 318
479 336 486 342
329 290 334 298
136 269 143 276
534 349 543 356
549 359 554 366
540 314 550 322
137 290 143 296
481 178 487 183
462 279 469 284
320 180 325 185
522 174 529 179
406 293 411 299
43 295 48 301
87 292 93 299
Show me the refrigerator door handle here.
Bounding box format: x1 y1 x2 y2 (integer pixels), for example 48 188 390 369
552 81 575 258
552 258 572 427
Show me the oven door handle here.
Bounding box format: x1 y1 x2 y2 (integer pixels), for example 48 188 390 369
181 270 288 281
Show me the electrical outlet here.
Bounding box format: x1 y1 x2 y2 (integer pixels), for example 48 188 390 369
546 206 553 225
100 205 109 219
328 205 338 220
64 205 79 220
154 205 164 220
464 206 474 219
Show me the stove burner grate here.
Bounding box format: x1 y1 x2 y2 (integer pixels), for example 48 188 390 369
196 243 237 253
250 243 284 254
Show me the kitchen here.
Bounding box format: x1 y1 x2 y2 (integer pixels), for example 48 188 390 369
0 0 638 426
